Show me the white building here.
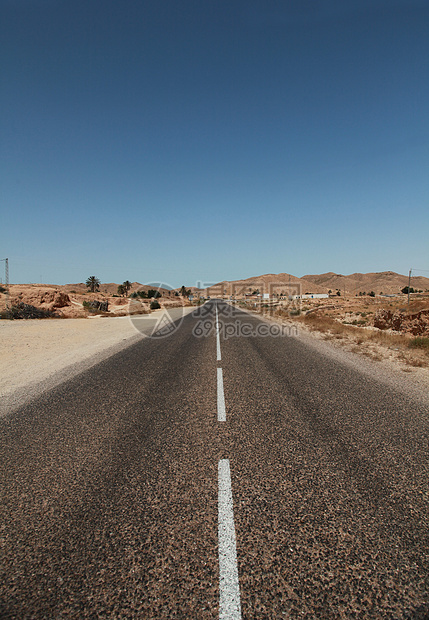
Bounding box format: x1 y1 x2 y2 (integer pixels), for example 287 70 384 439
289 293 329 300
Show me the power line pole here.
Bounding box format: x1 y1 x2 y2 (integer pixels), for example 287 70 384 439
1 258 9 310
408 268 412 305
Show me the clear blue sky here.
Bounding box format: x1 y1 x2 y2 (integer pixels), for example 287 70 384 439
2 0 428 287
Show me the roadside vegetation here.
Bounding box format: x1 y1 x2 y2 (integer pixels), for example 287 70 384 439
0 302 57 320
130 289 162 299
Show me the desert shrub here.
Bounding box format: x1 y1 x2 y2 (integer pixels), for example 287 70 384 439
0 285 6 293
408 337 429 349
131 291 150 299
2 303 57 319
83 300 97 313
83 300 109 313
289 308 301 316
150 300 161 310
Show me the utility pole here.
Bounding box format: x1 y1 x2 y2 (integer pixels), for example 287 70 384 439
1 258 9 310
408 268 412 305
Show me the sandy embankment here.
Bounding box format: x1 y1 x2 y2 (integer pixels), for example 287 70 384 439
0 310 189 416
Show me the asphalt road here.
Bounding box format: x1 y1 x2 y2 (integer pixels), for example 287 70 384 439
1 301 429 619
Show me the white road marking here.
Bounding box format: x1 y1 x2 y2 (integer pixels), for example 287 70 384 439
217 367 226 422
218 459 242 620
215 305 222 361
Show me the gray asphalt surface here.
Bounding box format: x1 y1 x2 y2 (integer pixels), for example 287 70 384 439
1 301 428 619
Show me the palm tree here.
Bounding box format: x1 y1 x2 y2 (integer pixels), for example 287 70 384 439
86 276 100 292
123 280 132 294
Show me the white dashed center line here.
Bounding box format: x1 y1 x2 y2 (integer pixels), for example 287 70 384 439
216 305 240 617
217 367 226 422
215 304 221 361
218 459 242 619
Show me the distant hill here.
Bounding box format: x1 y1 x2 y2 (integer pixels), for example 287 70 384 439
207 273 326 296
301 271 429 295
207 271 429 296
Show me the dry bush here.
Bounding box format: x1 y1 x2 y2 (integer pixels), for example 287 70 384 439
1 303 58 320
408 336 429 349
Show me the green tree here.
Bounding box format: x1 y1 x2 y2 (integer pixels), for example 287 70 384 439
117 284 127 297
123 280 132 294
401 286 414 294
86 276 100 292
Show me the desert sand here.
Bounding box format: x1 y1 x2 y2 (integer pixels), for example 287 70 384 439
0 316 141 415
